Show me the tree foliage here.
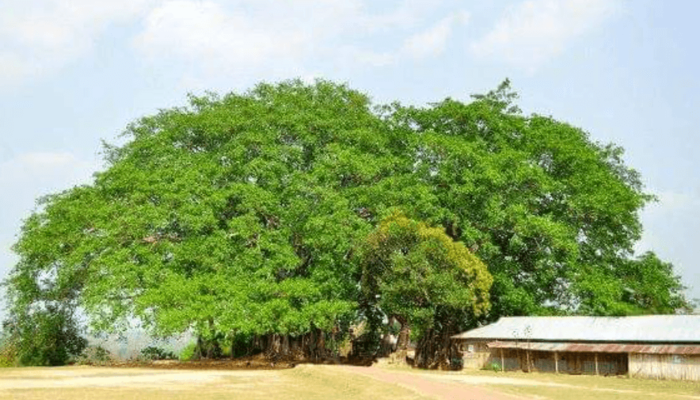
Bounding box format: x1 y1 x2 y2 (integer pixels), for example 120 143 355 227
3 79 689 364
359 212 492 338
2 305 86 366
390 81 689 316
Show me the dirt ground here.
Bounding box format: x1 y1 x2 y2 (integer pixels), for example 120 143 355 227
377 364 700 400
1 363 699 400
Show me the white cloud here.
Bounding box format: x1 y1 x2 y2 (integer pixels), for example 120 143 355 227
471 0 620 72
0 0 464 87
402 11 469 60
133 1 306 76
132 0 463 83
359 0 442 33
334 46 398 68
0 0 156 86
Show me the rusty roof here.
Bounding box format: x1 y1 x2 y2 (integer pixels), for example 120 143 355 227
486 341 700 355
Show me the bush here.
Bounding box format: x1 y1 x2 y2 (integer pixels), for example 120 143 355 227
179 342 197 361
0 338 17 367
141 346 176 361
4 306 87 366
75 346 112 366
486 362 501 372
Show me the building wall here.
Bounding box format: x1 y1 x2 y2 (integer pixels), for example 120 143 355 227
500 348 521 371
555 352 627 375
457 341 493 370
456 342 553 371
455 340 627 375
629 353 700 381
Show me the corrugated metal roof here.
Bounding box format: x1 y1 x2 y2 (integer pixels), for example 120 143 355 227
486 341 700 355
452 316 700 343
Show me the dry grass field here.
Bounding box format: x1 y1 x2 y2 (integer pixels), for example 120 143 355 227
1 363 699 400
0 365 430 400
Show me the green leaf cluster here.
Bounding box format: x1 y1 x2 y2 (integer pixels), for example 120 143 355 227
359 212 492 337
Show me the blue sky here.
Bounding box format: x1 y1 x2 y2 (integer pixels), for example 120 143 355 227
1 0 698 319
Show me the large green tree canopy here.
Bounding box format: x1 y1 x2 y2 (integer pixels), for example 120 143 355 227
5 80 689 348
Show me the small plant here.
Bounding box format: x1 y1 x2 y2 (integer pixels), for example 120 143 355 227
140 346 176 361
93 346 111 363
179 342 197 361
76 346 112 366
0 341 17 367
489 362 501 372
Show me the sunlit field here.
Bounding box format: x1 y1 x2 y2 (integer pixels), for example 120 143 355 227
2 363 700 400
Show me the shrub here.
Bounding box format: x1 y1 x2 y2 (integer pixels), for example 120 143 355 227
179 342 197 361
141 346 176 361
4 307 87 366
487 362 501 372
75 346 112 366
0 338 17 368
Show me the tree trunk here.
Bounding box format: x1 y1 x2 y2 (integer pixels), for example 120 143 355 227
395 315 411 350
195 335 204 360
231 333 236 360
262 330 329 362
193 318 223 360
414 324 457 370
264 334 281 359
317 329 326 359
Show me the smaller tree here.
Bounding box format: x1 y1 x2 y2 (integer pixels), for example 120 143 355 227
3 305 86 366
358 212 492 368
0 326 18 367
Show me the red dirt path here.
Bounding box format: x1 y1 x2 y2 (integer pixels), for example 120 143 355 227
341 365 526 400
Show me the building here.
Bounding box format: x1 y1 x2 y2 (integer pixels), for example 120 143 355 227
452 315 700 380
